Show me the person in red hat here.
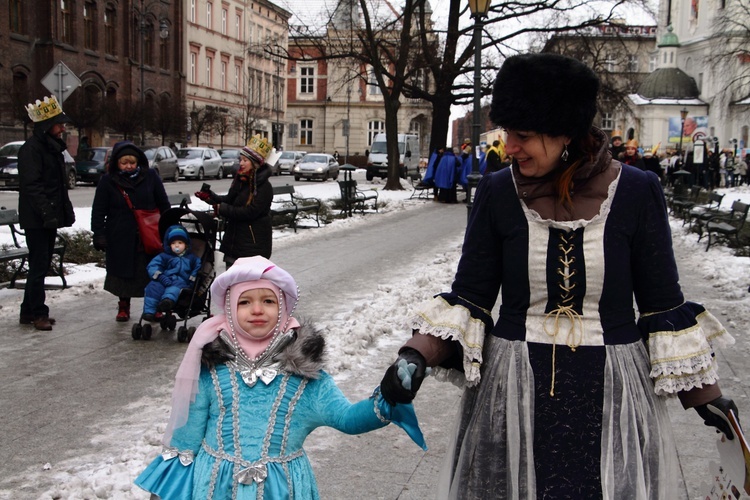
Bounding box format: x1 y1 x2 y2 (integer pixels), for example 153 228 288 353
17 96 76 331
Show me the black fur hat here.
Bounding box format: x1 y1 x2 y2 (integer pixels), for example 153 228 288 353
489 53 599 139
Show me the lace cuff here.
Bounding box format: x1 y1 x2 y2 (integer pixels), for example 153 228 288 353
409 296 488 387
641 302 734 396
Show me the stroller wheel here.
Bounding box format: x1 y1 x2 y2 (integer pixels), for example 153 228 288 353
142 323 153 340
160 316 168 330
168 315 178 331
132 324 142 340
187 326 196 342
177 326 188 343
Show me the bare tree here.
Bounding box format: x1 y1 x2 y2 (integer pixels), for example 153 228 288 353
214 112 231 148
709 1 750 106
150 96 186 146
189 106 217 147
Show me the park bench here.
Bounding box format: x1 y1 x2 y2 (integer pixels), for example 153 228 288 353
683 191 725 228
0 208 68 289
408 171 433 200
670 184 702 218
167 192 191 208
702 200 750 251
338 180 378 216
270 185 322 232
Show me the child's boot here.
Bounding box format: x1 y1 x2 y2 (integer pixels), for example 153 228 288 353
116 298 130 322
158 298 175 312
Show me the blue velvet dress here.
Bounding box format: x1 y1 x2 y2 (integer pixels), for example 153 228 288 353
136 361 421 499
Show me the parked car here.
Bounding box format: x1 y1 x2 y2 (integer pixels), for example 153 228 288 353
144 146 180 182
75 147 113 185
276 150 305 176
293 153 341 181
176 147 223 179
0 140 77 190
218 148 241 178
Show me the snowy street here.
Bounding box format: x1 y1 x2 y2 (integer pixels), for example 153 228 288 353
0 181 749 499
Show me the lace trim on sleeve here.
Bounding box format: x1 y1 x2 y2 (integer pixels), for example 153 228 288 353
648 308 734 395
408 296 486 387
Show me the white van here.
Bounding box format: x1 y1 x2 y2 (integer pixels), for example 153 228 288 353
366 133 419 181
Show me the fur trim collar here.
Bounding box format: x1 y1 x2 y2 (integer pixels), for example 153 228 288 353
202 320 325 379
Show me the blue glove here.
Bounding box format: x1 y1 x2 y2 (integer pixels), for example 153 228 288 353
157 274 171 287
373 387 428 451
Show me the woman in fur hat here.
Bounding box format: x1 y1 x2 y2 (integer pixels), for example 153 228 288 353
91 141 171 321
136 256 426 499
380 53 739 498
195 136 275 267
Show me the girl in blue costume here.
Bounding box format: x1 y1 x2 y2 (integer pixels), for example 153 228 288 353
380 54 739 499
136 256 425 499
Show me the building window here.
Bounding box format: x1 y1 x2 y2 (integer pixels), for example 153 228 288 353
206 56 213 86
235 13 241 39
10 0 23 34
143 22 154 65
605 54 616 72
83 1 97 50
248 77 253 101
104 5 116 55
368 68 382 95
190 0 196 22
368 121 385 145
627 55 638 72
159 37 169 69
206 2 212 29
300 119 313 145
265 77 271 108
248 23 253 44
221 8 227 34
221 61 227 90
601 112 614 130
300 67 314 94
60 0 74 44
649 54 657 72
190 52 197 83
235 64 241 92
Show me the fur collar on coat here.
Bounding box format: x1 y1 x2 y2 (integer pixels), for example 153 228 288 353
201 320 326 379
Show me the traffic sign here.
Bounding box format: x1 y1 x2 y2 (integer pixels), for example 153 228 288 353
41 61 81 104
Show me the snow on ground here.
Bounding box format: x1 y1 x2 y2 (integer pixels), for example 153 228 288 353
3 180 750 499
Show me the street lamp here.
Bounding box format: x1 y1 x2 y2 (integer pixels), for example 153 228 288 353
466 0 491 220
273 43 282 149
676 106 688 169
137 0 169 146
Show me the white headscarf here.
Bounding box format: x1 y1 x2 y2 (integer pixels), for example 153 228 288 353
162 256 300 446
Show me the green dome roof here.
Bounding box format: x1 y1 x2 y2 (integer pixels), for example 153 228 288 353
637 67 700 99
658 25 680 47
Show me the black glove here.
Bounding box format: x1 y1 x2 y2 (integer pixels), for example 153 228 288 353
93 235 107 251
380 348 427 405
695 395 740 440
157 274 172 287
43 218 58 229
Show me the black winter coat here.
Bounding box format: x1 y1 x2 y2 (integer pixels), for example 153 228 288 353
215 164 273 260
17 127 75 229
91 142 170 279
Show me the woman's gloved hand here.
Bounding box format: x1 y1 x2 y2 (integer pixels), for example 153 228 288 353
93 235 107 251
695 395 740 440
194 190 216 203
380 348 427 405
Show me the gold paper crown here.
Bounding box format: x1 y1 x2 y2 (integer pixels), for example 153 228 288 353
246 134 273 160
26 95 64 123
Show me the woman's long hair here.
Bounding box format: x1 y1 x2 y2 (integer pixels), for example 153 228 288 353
554 129 600 207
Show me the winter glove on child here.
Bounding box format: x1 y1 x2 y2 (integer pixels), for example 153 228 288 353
380 348 427 405
157 274 172 287
695 395 740 440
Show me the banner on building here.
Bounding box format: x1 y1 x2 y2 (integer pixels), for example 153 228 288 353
668 115 709 145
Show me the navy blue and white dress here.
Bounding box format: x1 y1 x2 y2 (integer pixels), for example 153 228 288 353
412 159 733 499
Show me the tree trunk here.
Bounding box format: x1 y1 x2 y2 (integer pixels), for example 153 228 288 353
384 97 403 190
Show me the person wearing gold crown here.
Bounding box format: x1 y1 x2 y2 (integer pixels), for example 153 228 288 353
17 96 76 331
195 135 279 267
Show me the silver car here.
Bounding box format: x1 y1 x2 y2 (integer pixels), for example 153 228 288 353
276 151 305 176
144 146 180 182
293 153 340 181
176 147 223 180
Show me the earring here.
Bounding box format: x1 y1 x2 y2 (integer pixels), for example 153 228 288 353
561 144 569 162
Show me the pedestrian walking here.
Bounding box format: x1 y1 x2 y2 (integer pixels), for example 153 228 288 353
91 141 171 322
17 96 76 331
379 53 739 499
135 256 426 499
195 135 275 267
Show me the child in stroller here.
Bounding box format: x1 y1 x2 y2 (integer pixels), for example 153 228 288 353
142 224 201 322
